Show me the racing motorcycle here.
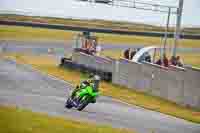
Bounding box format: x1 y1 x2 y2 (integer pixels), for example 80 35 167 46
65 85 99 111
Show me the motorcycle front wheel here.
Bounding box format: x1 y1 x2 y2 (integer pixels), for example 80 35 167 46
65 98 73 109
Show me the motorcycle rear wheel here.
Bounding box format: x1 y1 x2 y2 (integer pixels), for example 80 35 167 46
77 98 90 111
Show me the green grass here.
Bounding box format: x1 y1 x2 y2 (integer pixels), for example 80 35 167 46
95 32 200 48
1 25 200 48
1 14 200 34
0 25 78 41
0 14 167 33
0 105 133 133
3 53 200 124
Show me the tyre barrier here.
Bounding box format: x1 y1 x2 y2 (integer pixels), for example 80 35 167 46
59 57 112 82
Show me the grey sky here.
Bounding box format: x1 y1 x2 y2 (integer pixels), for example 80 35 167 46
0 0 199 27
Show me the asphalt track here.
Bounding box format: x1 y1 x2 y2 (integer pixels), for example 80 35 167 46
1 40 200 56
0 58 200 133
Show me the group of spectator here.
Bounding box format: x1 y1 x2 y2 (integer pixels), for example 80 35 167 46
123 48 138 60
123 47 183 68
170 55 184 67
123 48 152 63
139 52 151 63
80 38 102 56
155 54 183 67
155 54 169 67
81 39 96 55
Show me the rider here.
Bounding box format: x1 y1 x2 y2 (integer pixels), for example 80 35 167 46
71 74 101 100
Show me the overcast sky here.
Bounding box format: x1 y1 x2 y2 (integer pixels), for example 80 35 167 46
0 0 199 27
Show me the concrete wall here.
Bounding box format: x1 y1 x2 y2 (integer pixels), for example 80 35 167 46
182 67 200 107
72 52 115 73
113 59 200 109
0 46 2 53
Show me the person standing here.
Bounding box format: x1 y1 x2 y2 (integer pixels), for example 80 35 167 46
130 49 137 60
123 48 130 60
163 54 169 67
176 56 184 67
170 56 177 66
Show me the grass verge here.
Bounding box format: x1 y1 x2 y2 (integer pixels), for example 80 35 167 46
3 53 200 123
1 14 200 34
1 25 200 48
0 105 132 133
0 25 77 42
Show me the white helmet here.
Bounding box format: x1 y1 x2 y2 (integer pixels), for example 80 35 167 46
93 75 101 81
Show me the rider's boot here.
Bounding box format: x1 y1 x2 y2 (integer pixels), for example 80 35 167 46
73 96 81 106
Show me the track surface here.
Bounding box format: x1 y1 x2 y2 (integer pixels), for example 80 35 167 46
0 59 200 133
1 40 200 55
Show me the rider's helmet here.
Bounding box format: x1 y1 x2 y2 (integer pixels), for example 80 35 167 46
92 75 101 92
86 74 100 83
92 75 101 82
86 73 94 83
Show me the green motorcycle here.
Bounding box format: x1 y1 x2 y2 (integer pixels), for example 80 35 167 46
65 85 99 111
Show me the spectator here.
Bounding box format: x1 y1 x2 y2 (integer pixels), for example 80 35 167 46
176 56 184 67
163 54 169 67
130 49 137 60
144 52 151 63
155 54 169 67
82 38 87 49
156 58 162 66
170 56 177 66
123 48 130 60
138 52 151 63
170 55 184 67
